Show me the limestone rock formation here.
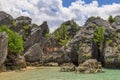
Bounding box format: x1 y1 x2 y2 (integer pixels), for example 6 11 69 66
62 17 110 65
24 22 49 63
0 11 49 71
76 59 103 74
63 16 120 68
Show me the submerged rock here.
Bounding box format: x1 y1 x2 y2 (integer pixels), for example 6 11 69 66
76 59 103 74
60 63 76 72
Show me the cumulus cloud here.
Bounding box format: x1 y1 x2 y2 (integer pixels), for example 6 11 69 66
0 0 120 32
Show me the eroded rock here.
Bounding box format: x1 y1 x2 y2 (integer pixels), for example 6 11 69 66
76 59 103 74
60 63 76 72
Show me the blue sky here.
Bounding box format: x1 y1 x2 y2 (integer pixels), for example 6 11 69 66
63 0 120 7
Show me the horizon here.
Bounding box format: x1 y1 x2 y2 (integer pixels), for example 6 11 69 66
0 0 120 32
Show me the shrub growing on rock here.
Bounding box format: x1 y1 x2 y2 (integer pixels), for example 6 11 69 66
108 15 115 23
93 26 104 46
0 25 24 53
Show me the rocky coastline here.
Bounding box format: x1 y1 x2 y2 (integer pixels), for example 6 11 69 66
0 11 120 74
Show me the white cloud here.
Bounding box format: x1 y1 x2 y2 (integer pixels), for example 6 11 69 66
0 0 120 32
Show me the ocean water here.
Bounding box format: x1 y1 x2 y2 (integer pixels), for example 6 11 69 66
0 67 120 80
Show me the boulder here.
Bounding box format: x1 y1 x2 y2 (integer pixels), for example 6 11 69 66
0 32 8 66
5 53 26 70
76 59 103 74
24 43 43 62
60 63 76 72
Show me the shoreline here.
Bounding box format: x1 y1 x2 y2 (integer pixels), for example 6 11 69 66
0 66 59 74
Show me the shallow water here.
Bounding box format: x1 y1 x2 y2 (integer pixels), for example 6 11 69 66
0 67 120 80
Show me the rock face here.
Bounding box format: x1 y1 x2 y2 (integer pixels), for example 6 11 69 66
76 59 103 74
104 16 120 68
39 21 49 36
24 22 49 63
63 16 120 68
0 32 8 66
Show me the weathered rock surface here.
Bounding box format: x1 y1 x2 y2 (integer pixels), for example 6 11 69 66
62 16 120 68
24 43 43 62
39 21 49 36
62 17 110 65
0 32 8 66
76 59 103 74
24 22 49 63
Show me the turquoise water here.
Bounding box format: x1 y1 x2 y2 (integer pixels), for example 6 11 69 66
0 67 120 80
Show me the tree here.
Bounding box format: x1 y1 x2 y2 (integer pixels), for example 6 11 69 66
0 25 24 53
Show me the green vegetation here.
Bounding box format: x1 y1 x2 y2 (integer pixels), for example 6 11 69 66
107 40 112 45
93 26 104 46
23 25 30 36
106 31 118 46
12 21 17 26
53 21 78 46
59 38 69 46
54 24 70 46
108 15 115 23
84 53 91 59
45 33 51 39
0 25 24 53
